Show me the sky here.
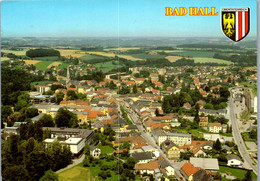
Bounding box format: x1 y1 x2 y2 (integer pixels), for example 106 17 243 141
1 0 257 38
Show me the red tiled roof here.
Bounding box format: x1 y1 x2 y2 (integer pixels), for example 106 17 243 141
181 163 198 177
136 160 159 170
209 123 221 127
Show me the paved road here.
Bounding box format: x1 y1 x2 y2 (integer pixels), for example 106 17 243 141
229 88 257 175
121 103 186 180
56 154 85 173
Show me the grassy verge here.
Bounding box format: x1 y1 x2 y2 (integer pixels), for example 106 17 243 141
219 166 257 180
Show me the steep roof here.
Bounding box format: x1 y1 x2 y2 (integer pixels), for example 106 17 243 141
181 162 198 177
136 160 159 170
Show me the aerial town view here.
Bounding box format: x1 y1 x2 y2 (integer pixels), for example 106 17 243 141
1 0 258 181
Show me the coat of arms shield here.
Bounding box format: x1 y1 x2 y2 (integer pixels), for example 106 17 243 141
221 7 250 42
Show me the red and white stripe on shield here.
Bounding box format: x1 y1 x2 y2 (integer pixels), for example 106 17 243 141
235 10 249 41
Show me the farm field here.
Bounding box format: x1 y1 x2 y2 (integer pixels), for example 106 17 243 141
79 54 107 63
128 53 164 60
47 61 62 68
20 59 41 65
169 51 217 58
34 56 60 61
165 56 183 62
94 61 121 72
58 49 85 58
86 51 116 58
58 166 92 181
104 47 140 51
56 63 70 70
2 49 28 56
117 54 144 61
35 61 55 71
1 57 10 61
219 166 257 180
194 57 234 65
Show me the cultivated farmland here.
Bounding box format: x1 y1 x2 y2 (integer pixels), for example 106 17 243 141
20 59 41 65
194 57 234 65
47 61 62 68
165 56 183 62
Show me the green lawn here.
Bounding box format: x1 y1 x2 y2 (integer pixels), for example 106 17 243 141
58 166 92 181
35 61 54 70
194 57 234 65
98 145 115 154
219 166 257 179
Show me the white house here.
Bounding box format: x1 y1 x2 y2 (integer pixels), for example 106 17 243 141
227 154 242 166
90 146 101 158
208 123 222 133
165 166 175 176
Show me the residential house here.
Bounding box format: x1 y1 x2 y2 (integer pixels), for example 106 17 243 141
227 154 242 167
90 145 101 158
132 152 156 163
208 123 222 133
199 117 208 128
135 160 159 175
160 140 180 160
193 170 213 181
180 162 198 181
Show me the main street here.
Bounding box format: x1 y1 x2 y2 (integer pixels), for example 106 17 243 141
119 102 186 180
229 88 258 174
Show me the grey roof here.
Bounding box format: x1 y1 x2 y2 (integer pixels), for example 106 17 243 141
166 132 192 138
90 145 97 151
161 140 178 151
226 154 242 161
193 170 213 181
159 160 171 169
190 157 219 170
31 113 45 122
132 152 155 162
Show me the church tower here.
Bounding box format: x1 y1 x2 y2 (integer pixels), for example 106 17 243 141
66 66 70 88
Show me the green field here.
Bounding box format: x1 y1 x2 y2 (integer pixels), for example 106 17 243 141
194 57 234 65
128 53 165 59
80 54 107 63
58 166 92 181
2 49 28 56
56 63 70 69
169 51 217 58
34 56 60 61
219 166 257 180
35 61 54 70
94 61 122 72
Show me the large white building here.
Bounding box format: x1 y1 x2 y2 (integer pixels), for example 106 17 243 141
44 137 85 156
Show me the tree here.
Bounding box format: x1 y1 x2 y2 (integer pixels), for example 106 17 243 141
155 108 160 116
204 103 214 109
133 84 137 94
85 144 90 155
2 165 29 181
56 91 64 104
39 170 58 181
43 90 54 95
119 141 131 150
243 170 252 181
39 114 55 127
124 157 136 170
54 108 78 128
213 139 222 151
1 105 13 120
67 90 78 100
